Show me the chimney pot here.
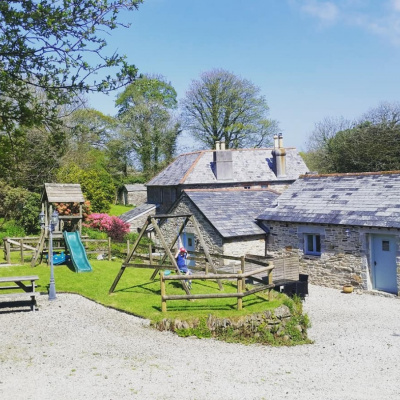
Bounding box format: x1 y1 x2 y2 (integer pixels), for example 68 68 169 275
215 141 220 151
273 134 279 149
220 141 226 150
278 133 283 148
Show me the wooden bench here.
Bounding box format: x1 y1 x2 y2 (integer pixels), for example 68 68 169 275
0 275 39 312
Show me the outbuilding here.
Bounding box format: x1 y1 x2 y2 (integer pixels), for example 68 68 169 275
257 172 400 295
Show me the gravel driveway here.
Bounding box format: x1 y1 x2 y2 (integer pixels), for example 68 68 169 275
0 285 399 400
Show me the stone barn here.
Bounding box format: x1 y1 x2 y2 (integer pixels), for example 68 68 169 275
161 189 279 260
257 171 400 295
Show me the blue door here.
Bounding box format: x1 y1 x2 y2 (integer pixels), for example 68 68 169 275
372 235 398 294
184 233 196 268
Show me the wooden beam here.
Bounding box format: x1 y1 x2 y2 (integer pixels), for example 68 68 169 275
189 215 223 290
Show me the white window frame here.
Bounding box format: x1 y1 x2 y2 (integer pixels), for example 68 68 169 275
304 234 321 256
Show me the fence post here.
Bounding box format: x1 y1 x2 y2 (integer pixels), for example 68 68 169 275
241 256 246 291
20 238 24 263
268 266 273 301
126 239 130 257
108 237 111 261
5 239 11 264
160 271 167 312
237 270 243 310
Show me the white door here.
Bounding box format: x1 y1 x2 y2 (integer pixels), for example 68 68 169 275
184 233 195 268
371 234 398 294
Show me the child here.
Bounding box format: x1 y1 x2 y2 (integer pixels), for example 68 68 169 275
175 247 192 289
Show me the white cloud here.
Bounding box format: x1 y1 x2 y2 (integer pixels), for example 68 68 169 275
392 0 400 12
290 0 400 45
301 1 339 23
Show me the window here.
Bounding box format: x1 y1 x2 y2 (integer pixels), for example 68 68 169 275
304 234 321 256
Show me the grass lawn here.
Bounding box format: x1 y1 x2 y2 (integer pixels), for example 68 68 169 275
0 255 284 323
108 204 134 217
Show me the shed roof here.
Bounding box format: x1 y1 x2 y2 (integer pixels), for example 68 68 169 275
183 189 279 238
257 172 400 228
123 184 146 192
147 148 308 186
42 183 85 203
119 203 158 223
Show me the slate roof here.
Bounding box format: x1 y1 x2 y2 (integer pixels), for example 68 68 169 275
257 172 400 228
119 203 157 223
147 148 308 186
184 189 279 238
123 184 146 192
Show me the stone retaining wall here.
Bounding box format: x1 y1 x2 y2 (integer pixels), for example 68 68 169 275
153 304 308 344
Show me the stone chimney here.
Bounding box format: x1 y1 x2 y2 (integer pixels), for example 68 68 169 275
272 133 286 178
213 140 233 180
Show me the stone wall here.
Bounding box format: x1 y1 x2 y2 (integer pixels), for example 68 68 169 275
159 195 267 263
159 195 224 255
266 221 366 290
126 191 147 207
223 236 266 258
153 304 310 345
127 209 155 233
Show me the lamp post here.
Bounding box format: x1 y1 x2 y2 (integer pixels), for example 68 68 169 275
39 210 59 301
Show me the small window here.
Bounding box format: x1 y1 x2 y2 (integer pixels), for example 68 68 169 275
188 237 193 247
304 234 321 256
382 240 390 251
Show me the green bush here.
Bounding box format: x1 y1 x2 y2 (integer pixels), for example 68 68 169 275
0 220 26 245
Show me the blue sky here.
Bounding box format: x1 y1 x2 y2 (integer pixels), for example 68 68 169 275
88 0 400 151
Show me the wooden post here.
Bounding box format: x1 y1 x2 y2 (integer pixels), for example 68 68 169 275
79 203 83 233
5 239 11 264
126 240 130 257
160 271 167 312
241 256 245 292
190 215 223 290
149 244 153 265
108 237 111 261
268 268 273 301
237 270 243 310
20 238 24 263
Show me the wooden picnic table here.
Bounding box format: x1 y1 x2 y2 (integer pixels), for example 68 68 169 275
0 275 39 312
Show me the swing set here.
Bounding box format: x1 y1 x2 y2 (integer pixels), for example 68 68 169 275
109 213 223 295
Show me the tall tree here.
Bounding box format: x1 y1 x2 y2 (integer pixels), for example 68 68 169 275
116 75 181 177
304 102 400 173
0 0 141 132
181 69 278 149
0 1 142 189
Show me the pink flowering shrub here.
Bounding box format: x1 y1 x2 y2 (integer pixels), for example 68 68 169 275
84 213 130 242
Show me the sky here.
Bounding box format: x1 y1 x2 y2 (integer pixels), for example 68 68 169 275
88 0 400 151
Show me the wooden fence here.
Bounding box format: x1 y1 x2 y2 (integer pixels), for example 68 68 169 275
160 265 274 312
3 236 113 264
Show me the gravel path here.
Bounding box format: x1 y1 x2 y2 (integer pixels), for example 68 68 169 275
0 285 399 400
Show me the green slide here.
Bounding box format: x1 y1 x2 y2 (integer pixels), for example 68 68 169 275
63 231 93 273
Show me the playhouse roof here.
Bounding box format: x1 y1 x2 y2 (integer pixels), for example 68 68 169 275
42 183 85 203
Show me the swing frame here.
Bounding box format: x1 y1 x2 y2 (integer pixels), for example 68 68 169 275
109 213 223 295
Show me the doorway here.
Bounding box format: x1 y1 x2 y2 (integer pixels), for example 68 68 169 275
371 234 398 294
183 233 196 268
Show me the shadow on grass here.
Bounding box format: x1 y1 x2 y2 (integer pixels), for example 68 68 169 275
113 281 160 295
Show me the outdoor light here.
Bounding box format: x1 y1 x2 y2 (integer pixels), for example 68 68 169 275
38 209 58 301
39 211 45 228
50 210 59 231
